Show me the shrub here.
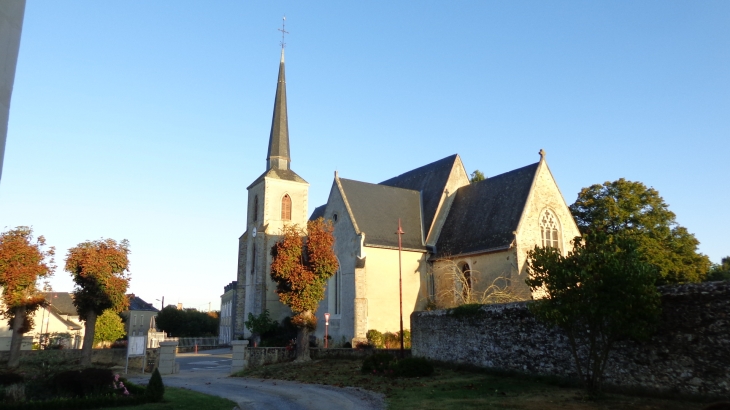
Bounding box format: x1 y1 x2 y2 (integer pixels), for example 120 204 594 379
361 352 395 375
383 332 399 349
394 357 434 378
0 372 24 386
145 368 164 402
355 341 373 349
366 329 383 348
52 368 115 397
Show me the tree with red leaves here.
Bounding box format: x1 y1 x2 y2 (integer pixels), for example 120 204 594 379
65 238 130 366
0 227 55 368
270 218 338 361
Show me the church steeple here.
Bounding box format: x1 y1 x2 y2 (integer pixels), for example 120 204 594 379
267 48 290 171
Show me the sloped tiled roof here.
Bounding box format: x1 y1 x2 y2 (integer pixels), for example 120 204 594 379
339 178 425 251
43 292 76 316
380 154 458 236
127 294 159 312
309 204 327 221
247 168 307 189
436 162 539 257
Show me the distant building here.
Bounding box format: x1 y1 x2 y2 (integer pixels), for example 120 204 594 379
219 281 237 345
121 294 159 337
0 292 84 350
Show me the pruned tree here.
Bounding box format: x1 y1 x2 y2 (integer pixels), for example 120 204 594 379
269 218 338 361
570 178 711 283
65 238 131 365
94 309 126 347
526 231 661 392
0 227 55 367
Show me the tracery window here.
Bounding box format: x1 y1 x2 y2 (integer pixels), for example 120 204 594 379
281 194 292 220
540 209 561 250
253 196 258 222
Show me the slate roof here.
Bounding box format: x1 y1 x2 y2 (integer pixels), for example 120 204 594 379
339 178 425 250
267 48 290 164
247 167 307 189
380 154 458 236
43 292 76 316
127 294 159 312
309 204 326 221
436 162 539 257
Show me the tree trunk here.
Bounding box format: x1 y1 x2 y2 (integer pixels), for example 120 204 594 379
294 310 314 362
81 311 97 366
7 306 27 368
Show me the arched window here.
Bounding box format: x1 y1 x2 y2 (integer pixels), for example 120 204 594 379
459 262 471 301
253 196 258 222
281 194 292 220
334 267 341 314
540 209 561 250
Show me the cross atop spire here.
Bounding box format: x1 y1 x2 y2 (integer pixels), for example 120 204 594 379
278 16 288 49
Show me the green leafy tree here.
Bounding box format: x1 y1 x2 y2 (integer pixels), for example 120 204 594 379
706 256 730 282
269 218 338 361
65 238 131 366
156 306 219 337
527 232 661 392
0 227 55 367
93 309 126 347
570 178 710 283
469 169 485 183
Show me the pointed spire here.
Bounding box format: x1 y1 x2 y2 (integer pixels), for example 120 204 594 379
267 47 290 170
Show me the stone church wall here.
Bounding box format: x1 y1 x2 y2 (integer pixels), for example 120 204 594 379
411 281 730 396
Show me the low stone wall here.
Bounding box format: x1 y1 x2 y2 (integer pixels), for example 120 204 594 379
0 348 158 371
245 347 409 369
411 281 730 396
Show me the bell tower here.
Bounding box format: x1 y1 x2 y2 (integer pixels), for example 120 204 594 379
235 43 309 338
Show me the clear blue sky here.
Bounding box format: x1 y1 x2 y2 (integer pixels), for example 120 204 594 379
1 1 728 311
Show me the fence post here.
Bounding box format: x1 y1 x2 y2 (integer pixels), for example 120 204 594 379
231 340 249 374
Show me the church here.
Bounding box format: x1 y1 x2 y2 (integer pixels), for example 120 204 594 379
234 49 580 345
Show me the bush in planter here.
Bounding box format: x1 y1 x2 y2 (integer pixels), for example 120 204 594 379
394 357 434 378
145 368 164 402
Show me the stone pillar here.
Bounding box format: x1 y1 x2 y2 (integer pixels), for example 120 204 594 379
157 341 179 375
231 340 249 374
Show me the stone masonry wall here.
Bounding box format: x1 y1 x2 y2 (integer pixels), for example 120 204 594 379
411 281 730 396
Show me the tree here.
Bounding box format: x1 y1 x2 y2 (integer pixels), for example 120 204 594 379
269 218 338 361
65 239 131 365
156 306 219 337
706 256 730 282
526 232 661 392
570 178 711 283
93 309 126 347
469 169 485 183
0 227 55 367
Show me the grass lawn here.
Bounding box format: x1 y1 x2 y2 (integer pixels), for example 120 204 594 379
109 387 237 410
235 358 715 410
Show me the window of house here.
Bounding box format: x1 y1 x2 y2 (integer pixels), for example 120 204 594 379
459 262 471 301
253 195 258 222
540 209 562 250
281 194 292 220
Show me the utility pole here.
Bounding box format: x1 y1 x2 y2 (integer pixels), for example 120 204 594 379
396 219 405 358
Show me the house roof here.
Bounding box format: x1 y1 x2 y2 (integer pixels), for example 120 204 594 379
309 204 327 221
127 294 159 312
247 167 307 189
436 162 539 257
339 178 425 251
380 154 458 236
43 292 76 316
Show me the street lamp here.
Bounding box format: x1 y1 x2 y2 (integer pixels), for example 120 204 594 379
324 313 330 348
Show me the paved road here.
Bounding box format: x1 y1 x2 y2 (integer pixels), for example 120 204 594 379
129 349 385 410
